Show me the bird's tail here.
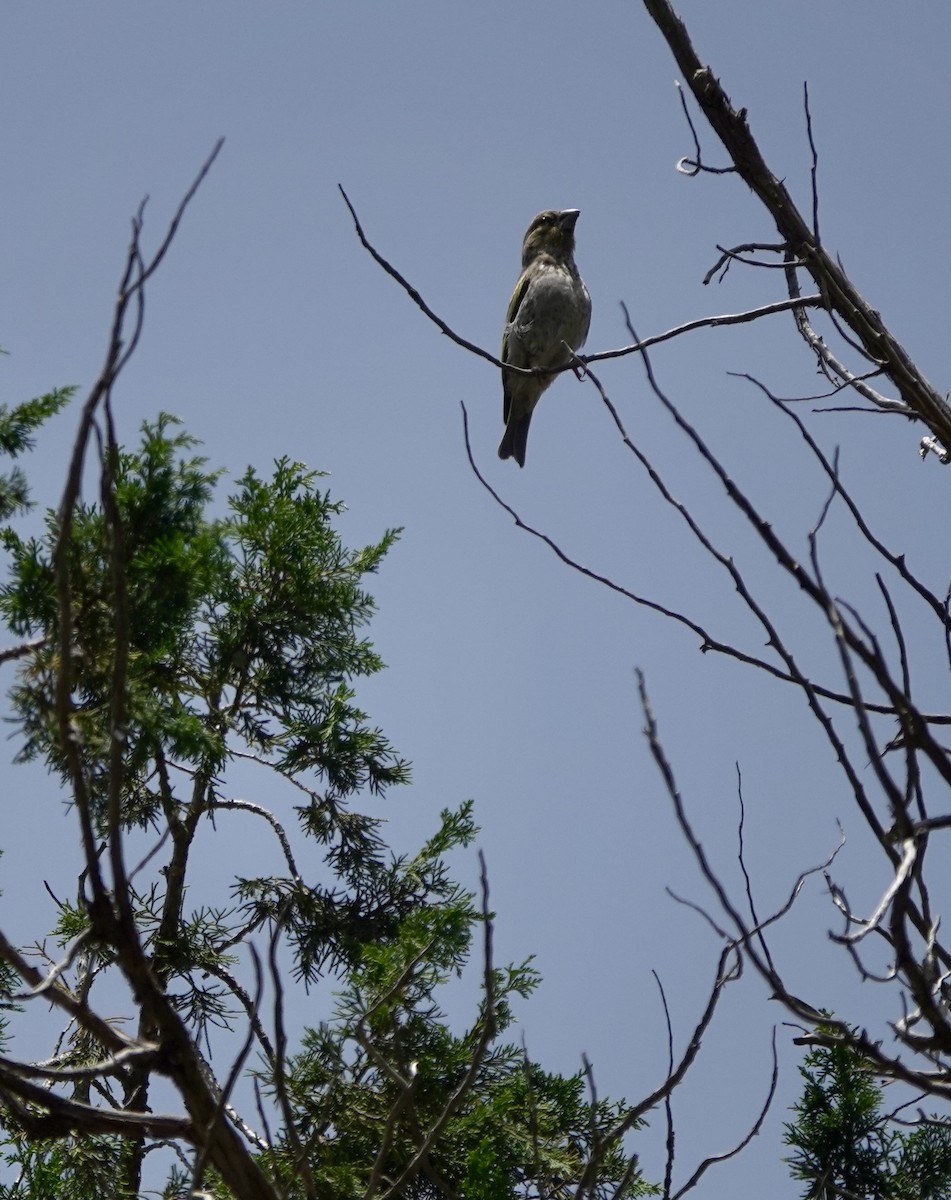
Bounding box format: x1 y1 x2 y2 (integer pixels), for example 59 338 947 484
498 414 531 468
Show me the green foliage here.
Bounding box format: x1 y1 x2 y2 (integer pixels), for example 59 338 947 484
0 388 73 520
0 413 649 1199
785 1036 951 1199
0 1134 133 1200
254 800 648 1200
1 414 405 831
0 902 20 1054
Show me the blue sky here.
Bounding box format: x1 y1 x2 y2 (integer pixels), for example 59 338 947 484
2 3 949 1194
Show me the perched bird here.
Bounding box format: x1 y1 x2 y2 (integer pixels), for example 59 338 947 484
498 209 591 467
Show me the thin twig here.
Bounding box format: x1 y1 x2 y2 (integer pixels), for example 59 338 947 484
669 1029 779 1199
652 970 676 1199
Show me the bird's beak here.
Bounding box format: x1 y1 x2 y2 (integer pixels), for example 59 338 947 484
557 209 581 232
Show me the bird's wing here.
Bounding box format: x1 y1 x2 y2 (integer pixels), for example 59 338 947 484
579 287 592 348
501 268 533 366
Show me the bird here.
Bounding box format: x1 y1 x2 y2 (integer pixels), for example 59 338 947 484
498 209 591 467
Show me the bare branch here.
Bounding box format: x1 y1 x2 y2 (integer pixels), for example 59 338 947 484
642 0 951 451
783 258 906 415
674 79 736 177
703 242 794 285
268 908 317 1200
833 839 919 946
573 942 741 1199
731 372 951 637
339 185 506 371
669 1029 778 1200
652 970 676 1199
340 183 823 381
210 798 303 885
0 1062 193 1142
189 945 267 1197
585 295 825 367
0 636 45 667
1 1044 157 1084
461 398 939 722
802 82 821 244
0 927 138 1054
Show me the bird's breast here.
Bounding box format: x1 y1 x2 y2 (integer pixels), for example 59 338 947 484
506 265 591 370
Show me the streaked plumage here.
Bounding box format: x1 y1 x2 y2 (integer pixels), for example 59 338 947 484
498 209 591 467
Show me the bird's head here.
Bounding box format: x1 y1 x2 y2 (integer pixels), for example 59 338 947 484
520 209 580 268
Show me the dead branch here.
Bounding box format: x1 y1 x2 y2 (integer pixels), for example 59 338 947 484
669 1030 778 1200
1 138 283 1200
0 637 45 667
0 1065 193 1143
459 399 945 726
584 295 825 367
339 184 824 380
640 664 951 1096
572 942 742 1199
642 0 951 453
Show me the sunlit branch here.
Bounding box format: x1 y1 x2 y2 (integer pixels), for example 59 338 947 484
211 798 303 884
